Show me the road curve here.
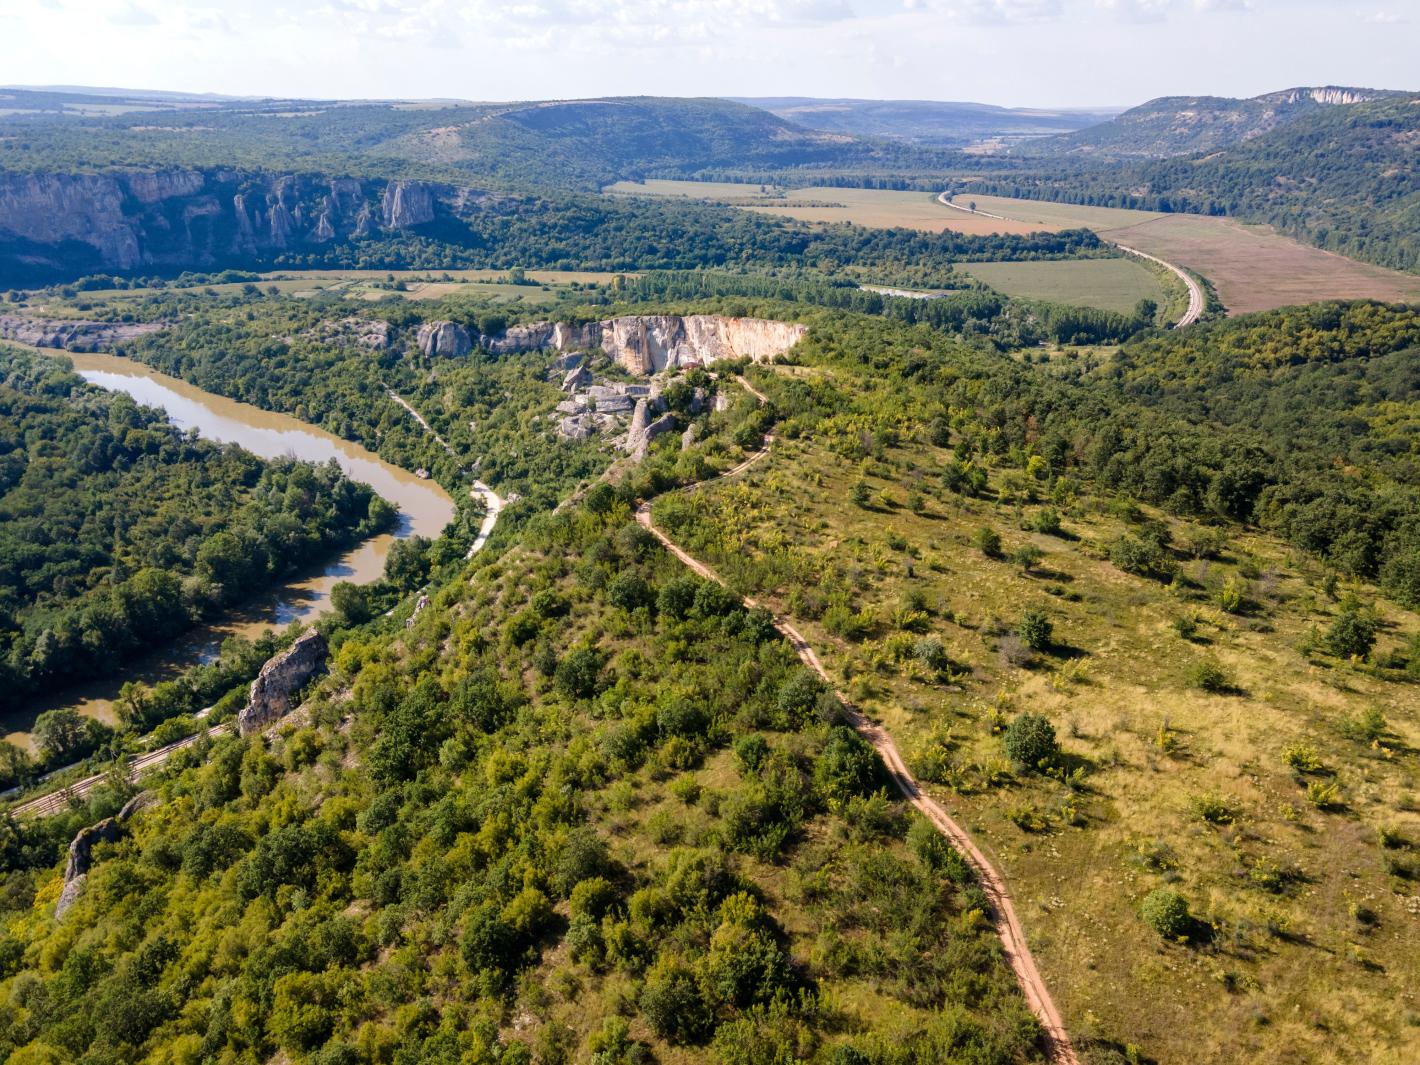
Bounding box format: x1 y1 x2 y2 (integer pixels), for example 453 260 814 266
936 191 1203 328
636 375 1080 1065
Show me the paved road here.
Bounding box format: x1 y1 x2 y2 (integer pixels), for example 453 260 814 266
936 191 1204 328
636 375 1080 1065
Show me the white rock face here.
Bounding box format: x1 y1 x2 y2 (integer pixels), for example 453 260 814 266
381 180 436 228
417 320 473 358
482 315 805 375
238 631 329 735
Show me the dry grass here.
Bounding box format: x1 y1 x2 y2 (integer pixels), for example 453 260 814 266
1096 214 1420 315
607 180 1048 235
658 414 1420 1065
953 194 1420 315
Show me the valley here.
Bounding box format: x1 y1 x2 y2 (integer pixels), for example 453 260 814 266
0 77 1418 1065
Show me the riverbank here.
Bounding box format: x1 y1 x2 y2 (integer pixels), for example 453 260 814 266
4 352 455 747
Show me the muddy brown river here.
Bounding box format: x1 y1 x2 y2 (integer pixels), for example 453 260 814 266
3 352 455 746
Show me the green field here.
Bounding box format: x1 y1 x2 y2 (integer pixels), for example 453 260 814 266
960 258 1168 315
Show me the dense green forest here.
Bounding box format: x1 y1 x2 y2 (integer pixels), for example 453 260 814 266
0 345 394 709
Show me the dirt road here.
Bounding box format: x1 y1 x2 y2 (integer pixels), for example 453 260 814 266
636 375 1079 1065
937 191 1203 328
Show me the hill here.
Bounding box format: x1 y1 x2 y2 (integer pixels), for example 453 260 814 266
0 91 954 190
1033 85 1398 158
732 97 1117 148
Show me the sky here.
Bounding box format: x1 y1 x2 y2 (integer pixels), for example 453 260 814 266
2 0 1416 109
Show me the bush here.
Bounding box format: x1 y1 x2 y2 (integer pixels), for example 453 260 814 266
1190 659 1231 693
607 571 652 612
1140 888 1192 940
1001 713 1058 772
974 526 1002 559
1018 610 1053 651
1034 507 1062 535
813 727 885 805
639 957 712 1044
555 647 605 699
1325 602 1378 659
1110 534 1175 582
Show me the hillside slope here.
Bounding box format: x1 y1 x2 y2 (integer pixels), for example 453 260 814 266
734 97 1116 147
1034 86 1397 158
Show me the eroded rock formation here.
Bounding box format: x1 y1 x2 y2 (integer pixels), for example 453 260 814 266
0 314 168 351
480 315 805 374
417 320 473 358
237 630 328 735
0 169 467 281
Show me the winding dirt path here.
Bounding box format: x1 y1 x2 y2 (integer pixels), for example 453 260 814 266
936 191 1203 328
635 374 1079 1065
384 386 505 557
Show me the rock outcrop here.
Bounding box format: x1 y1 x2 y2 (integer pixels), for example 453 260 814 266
481 315 805 375
0 314 167 351
382 180 437 228
237 630 328 735
417 320 473 358
0 169 464 282
55 792 153 919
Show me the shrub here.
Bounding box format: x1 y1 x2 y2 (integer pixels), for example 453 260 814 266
607 571 652 612
1012 544 1044 573
734 734 770 774
912 636 948 674
1001 713 1059 772
974 526 1003 559
1217 575 1246 614
555 647 605 699
850 481 871 507
1110 535 1175 582
1034 507 1062 535
1339 706 1386 744
1192 793 1238 825
813 727 885 805
640 956 712 1044
1172 614 1199 640
1140 888 1192 940
1325 602 1378 659
1190 659 1231 693
1281 743 1325 774
1018 610 1053 651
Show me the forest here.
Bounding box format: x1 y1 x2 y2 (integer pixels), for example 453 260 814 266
0 345 395 709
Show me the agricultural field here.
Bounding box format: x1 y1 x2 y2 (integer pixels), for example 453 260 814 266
657 404 1420 1065
608 180 1048 235
951 195 1420 315
958 258 1168 315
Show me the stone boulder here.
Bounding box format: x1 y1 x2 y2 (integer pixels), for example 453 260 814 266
416 320 473 358
238 631 328 735
55 816 123 919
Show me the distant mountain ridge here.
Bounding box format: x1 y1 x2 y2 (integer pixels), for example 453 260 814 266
733 96 1119 147
1033 85 1402 158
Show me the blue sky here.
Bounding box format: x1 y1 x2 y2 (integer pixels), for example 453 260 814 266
4 0 1416 108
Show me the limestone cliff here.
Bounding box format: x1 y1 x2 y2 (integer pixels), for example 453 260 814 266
0 314 167 351
0 169 460 282
237 630 328 735
479 315 805 374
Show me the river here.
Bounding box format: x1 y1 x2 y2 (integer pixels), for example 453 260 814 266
3 352 456 746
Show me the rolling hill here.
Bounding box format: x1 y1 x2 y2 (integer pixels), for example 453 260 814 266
1031 85 1399 158
732 97 1118 147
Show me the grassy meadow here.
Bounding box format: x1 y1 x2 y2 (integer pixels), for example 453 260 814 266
653 361 1420 1065
957 259 1168 316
